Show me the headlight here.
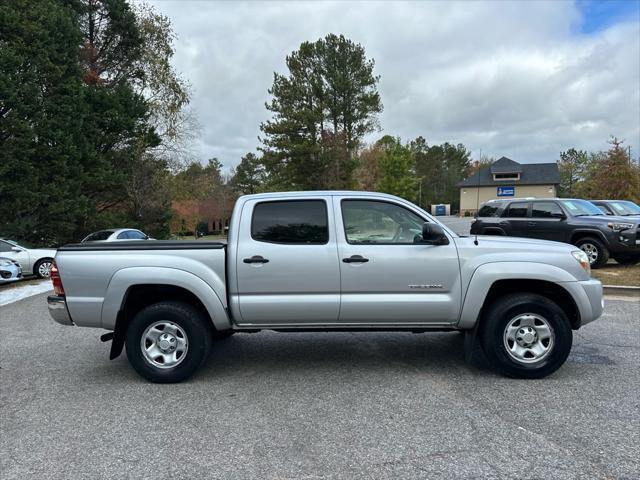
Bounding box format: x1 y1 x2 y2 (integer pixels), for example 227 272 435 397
607 222 634 232
572 250 591 275
0 260 13 267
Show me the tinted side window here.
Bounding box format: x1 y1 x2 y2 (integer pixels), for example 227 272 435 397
506 202 529 218
532 202 563 218
127 230 147 239
85 230 113 241
478 204 501 217
0 241 12 252
251 200 328 244
117 231 129 239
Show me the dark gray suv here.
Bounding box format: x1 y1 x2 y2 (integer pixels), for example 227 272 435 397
471 198 640 267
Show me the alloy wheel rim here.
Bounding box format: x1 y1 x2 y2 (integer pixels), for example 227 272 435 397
579 243 598 264
39 261 52 277
503 313 554 364
140 321 189 369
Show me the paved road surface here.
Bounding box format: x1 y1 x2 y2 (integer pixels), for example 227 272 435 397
1 293 639 479
438 216 473 236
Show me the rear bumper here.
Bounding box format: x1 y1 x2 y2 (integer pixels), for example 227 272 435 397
47 295 74 326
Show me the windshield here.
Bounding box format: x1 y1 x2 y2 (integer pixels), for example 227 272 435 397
609 201 640 215
561 200 604 216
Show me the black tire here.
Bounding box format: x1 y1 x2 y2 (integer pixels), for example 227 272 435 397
613 254 640 265
574 237 609 269
212 330 235 341
34 258 53 278
125 301 212 383
479 293 572 379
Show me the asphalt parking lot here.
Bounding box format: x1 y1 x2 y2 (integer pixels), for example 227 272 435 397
1 293 639 479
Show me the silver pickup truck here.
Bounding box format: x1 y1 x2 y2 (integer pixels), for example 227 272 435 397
48 191 603 382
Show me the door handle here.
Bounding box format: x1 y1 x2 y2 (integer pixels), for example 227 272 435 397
342 255 369 263
528 222 537 227
498 221 509 226
243 255 269 264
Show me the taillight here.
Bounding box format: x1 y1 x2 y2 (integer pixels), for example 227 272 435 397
50 260 65 296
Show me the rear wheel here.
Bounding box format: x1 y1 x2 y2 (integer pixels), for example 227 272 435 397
613 254 640 265
574 237 609 269
480 293 572 379
125 301 212 383
34 258 53 278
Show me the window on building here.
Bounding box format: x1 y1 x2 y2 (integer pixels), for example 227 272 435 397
493 173 520 181
251 200 328 244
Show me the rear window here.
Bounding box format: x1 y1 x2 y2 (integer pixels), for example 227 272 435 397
251 200 328 244
84 230 113 241
478 204 502 217
506 202 529 218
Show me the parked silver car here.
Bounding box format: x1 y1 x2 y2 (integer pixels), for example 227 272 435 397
0 257 22 283
0 239 56 278
81 228 151 242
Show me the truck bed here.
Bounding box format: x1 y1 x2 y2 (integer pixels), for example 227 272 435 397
54 241 228 330
58 240 226 251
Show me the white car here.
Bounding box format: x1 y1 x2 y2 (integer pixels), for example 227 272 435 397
0 257 22 283
81 228 151 242
0 239 56 278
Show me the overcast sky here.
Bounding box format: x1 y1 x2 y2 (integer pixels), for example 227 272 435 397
148 0 640 170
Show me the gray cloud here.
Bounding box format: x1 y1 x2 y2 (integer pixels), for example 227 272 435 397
149 0 640 169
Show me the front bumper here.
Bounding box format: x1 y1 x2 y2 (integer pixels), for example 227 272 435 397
47 295 74 326
609 226 640 253
0 265 22 282
561 279 604 327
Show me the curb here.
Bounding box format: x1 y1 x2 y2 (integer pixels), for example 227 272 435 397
603 285 640 298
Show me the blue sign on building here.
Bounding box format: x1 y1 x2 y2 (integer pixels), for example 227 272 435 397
497 186 515 197
435 204 446 216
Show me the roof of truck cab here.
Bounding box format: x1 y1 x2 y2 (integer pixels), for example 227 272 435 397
240 191 405 201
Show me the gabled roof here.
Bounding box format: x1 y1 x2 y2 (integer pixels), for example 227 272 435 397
458 157 560 187
490 157 523 174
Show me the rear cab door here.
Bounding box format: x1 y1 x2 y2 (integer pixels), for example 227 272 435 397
233 196 341 325
333 195 461 325
502 201 531 237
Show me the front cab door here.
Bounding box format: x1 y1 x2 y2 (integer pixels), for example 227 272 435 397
334 197 461 325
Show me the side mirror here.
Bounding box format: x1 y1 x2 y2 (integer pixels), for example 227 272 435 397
552 213 566 220
11 246 22 252
421 222 449 245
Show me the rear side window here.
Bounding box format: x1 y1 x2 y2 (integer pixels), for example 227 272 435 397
126 230 147 239
532 202 563 218
251 200 328 244
478 204 501 217
506 202 529 218
84 230 113 241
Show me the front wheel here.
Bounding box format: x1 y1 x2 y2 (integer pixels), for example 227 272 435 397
125 301 212 383
574 237 609 268
480 293 572 379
